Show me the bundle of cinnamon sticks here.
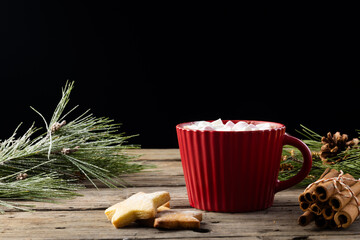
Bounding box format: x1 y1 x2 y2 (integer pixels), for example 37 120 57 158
298 168 360 229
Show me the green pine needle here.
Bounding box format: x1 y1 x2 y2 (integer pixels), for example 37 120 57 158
280 125 360 187
0 81 148 212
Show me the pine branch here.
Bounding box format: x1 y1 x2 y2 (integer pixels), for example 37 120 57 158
295 124 322 141
280 126 331 185
280 125 360 186
0 81 147 212
0 173 82 200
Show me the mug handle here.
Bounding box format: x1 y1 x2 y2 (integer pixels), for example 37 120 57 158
275 133 312 193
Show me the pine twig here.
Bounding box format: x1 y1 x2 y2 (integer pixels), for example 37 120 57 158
0 81 148 212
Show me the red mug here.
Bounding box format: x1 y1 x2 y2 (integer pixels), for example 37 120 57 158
176 120 312 212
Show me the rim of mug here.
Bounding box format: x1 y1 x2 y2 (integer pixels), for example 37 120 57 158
176 120 286 132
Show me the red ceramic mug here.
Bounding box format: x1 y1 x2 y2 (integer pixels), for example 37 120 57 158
176 120 312 212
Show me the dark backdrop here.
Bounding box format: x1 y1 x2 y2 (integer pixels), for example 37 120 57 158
0 2 358 148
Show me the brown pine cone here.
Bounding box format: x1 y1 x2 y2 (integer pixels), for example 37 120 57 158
279 163 294 172
320 132 359 164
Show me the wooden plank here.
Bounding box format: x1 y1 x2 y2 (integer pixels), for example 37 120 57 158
83 174 186 188
125 148 181 161
2 149 360 239
83 151 184 188
0 186 190 212
0 185 303 213
139 160 184 175
2 205 360 239
82 158 185 188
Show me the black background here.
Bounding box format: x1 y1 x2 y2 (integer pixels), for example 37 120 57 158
0 2 358 148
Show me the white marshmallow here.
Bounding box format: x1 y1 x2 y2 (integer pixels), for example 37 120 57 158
232 121 248 131
196 121 211 127
183 119 275 131
210 118 224 127
224 121 235 128
242 125 254 131
233 121 248 128
256 123 272 130
184 124 198 130
248 124 257 130
198 126 215 131
214 126 232 131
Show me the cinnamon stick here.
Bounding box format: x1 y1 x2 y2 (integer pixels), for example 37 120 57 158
298 168 360 229
330 181 360 211
328 219 339 229
315 173 355 202
314 215 328 228
322 205 336 220
299 201 310 212
315 215 338 229
298 210 314 226
302 168 339 203
310 202 325 215
298 193 307 203
334 192 360 228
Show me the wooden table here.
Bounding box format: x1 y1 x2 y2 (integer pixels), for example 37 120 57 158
1 149 360 239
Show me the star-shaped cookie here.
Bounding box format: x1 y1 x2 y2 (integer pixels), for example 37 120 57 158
135 202 171 227
153 210 203 229
105 191 170 228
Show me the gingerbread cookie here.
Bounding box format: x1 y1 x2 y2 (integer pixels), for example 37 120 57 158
136 202 171 227
104 191 170 228
153 210 203 229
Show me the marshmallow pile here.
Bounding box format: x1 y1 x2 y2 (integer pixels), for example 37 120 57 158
183 119 275 131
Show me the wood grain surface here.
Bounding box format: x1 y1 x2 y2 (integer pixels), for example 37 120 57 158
1 149 360 239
